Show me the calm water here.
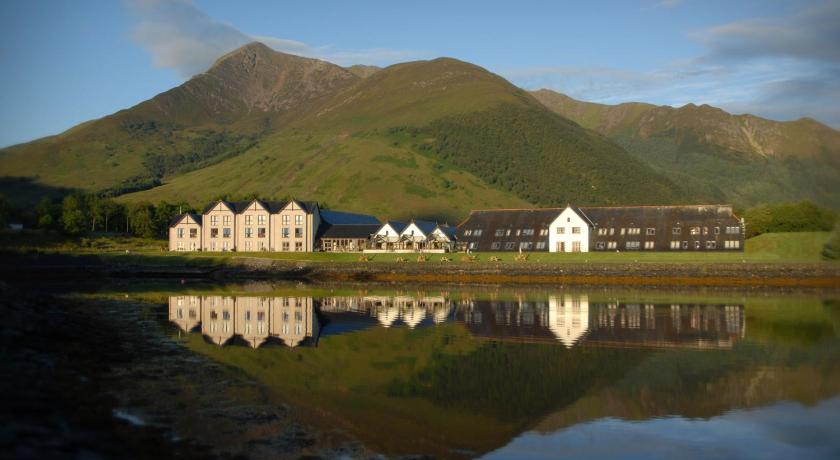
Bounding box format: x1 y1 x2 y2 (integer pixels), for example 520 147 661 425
157 284 840 459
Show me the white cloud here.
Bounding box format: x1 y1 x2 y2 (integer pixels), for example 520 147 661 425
126 0 427 78
504 1 840 128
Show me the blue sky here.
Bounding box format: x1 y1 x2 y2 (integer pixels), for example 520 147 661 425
0 0 838 147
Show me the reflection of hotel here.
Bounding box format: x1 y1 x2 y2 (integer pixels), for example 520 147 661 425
456 295 745 349
167 296 320 347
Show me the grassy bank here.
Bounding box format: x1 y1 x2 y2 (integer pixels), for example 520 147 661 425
3 231 834 264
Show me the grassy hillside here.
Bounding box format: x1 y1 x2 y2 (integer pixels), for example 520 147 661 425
117 51 688 218
531 89 840 210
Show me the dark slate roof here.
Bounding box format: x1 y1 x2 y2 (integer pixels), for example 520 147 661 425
456 208 563 251
266 200 290 213
382 221 408 233
319 224 382 239
578 205 738 227
435 225 458 240
169 213 202 227
320 209 381 225
201 200 235 214
410 220 439 236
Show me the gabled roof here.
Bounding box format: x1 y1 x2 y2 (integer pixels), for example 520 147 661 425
458 208 565 230
320 209 381 225
169 213 202 227
231 199 270 213
202 200 236 214
405 220 438 236
380 221 408 233
434 224 458 240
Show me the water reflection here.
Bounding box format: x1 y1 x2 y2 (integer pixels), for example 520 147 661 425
170 293 744 350
168 295 319 347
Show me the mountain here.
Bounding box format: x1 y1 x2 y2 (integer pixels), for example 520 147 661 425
531 89 840 209
0 43 696 220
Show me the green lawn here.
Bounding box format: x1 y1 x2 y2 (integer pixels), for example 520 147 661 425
6 231 833 265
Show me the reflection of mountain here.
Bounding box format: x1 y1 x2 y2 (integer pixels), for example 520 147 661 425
167 296 319 347
457 297 744 349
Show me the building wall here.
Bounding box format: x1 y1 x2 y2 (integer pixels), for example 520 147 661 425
548 208 590 252
168 295 201 331
235 202 271 252
235 296 271 348
201 296 236 345
548 294 590 347
202 203 237 252
270 201 315 252
270 297 317 347
169 216 202 251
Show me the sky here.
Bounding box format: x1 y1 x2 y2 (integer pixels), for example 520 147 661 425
0 0 838 147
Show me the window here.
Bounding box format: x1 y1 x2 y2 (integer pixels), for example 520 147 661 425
469 242 477 250
520 242 533 250
572 227 581 234
258 215 266 225
557 227 565 234
223 241 230 250
491 242 501 250
536 241 546 250
706 241 717 249
595 241 606 250
572 241 581 252
557 242 565 252
189 228 197 238
505 229 511 236
282 215 290 225
703 227 708 235
515 229 521 236
609 228 615 235
726 226 740 234
620 228 626 235
473 229 483 236
690 226 701 235
504 242 515 250
177 241 183 250
223 228 231 238
282 228 289 238
464 229 472 236
597 228 607 236
295 242 303 251
495 229 505 237
672 227 682 235
258 228 266 238
714 227 720 235
282 242 290 251
295 228 303 238
223 215 231 225
210 216 218 225
646 228 656 235
539 229 548 236
222 311 230 321
210 228 219 238
177 228 184 238
295 215 303 225
607 241 617 249
694 241 701 249
626 241 640 250
245 215 252 225
725 240 741 249
245 228 252 238
522 229 535 236
644 241 654 249
681 241 689 249
670 241 680 249
628 228 641 235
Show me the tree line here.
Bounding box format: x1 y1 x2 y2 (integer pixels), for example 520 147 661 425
0 193 194 239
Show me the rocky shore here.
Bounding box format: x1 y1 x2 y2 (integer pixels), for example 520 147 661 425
0 282 372 459
4 252 839 289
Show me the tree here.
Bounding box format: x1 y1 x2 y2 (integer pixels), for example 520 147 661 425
35 197 57 229
61 194 87 235
153 201 180 238
127 202 156 238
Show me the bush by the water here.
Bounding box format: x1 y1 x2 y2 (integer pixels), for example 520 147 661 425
823 220 840 260
743 201 836 238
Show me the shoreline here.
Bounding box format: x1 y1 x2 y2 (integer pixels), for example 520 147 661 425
4 252 839 289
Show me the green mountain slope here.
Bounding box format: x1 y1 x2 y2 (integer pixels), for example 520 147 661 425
1 43 689 220
0 43 358 193
531 89 840 209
